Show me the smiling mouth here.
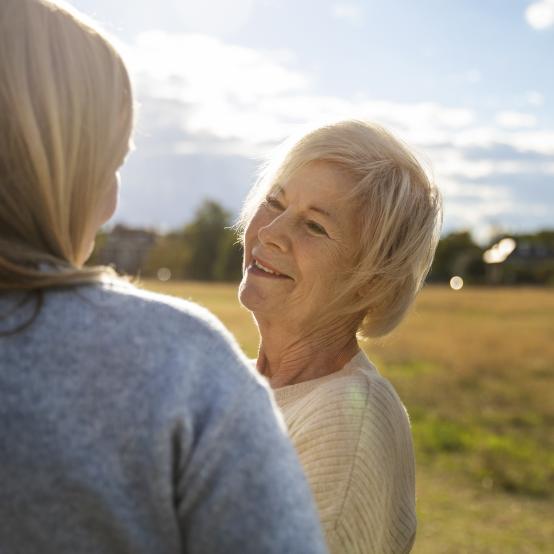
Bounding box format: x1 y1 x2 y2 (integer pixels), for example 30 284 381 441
249 258 292 279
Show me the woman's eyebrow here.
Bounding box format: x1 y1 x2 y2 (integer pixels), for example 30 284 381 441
273 185 335 220
273 185 286 197
308 205 333 219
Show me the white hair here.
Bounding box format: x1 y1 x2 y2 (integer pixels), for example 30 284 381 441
237 120 442 337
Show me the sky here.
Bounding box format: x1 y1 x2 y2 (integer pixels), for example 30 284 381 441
68 0 554 242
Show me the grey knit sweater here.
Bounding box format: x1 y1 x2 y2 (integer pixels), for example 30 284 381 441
0 281 328 554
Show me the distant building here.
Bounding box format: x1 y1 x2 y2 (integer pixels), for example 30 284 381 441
97 225 158 275
485 235 554 285
510 241 554 262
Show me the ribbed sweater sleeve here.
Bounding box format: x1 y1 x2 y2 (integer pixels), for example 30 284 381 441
274 354 416 554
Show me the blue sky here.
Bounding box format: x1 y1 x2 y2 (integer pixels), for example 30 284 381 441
69 0 554 241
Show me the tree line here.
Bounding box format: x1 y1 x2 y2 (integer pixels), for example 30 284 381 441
91 200 554 286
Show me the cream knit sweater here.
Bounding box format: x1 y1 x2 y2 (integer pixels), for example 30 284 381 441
273 350 416 554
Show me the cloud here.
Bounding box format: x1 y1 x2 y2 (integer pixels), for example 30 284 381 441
124 31 308 153
125 32 478 154
433 147 554 180
495 111 537 129
116 30 554 234
462 142 553 162
525 0 554 29
332 3 364 26
128 31 307 103
442 179 518 239
502 130 554 156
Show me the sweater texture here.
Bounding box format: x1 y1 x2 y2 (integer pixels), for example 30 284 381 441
0 281 328 554
274 350 416 554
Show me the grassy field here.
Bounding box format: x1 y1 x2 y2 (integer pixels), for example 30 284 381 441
143 280 554 553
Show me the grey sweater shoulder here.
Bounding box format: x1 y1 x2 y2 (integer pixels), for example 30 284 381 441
0 282 327 554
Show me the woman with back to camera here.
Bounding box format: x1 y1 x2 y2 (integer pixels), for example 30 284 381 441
238 120 442 554
0 1 329 553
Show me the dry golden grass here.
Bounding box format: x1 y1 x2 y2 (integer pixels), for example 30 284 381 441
142 280 554 553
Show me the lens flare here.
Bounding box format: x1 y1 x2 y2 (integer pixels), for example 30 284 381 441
450 276 464 290
157 267 171 281
483 238 517 264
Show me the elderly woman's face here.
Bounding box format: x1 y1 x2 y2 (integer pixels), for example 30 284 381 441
239 161 358 325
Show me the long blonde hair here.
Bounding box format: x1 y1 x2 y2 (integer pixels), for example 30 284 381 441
0 0 134 290
238 120 442 337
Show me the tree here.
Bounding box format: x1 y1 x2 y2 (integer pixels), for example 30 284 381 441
142 232 190 279
213 229 243 281
182 200 233 281
428 231 485 283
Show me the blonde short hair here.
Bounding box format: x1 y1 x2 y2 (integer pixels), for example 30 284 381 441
0 0 134 290
238 120 442 337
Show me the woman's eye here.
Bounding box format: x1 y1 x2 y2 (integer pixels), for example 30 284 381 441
264 196 284 210
306 220 328 236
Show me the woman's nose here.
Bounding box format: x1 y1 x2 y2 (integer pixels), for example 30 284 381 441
258 215 291 252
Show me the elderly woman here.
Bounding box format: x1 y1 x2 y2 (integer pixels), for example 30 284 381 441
238 120 442 554
0 2 329 553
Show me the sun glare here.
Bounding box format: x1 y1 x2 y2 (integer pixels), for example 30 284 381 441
157 267 172 282
483 238 517 264
450 276 464 290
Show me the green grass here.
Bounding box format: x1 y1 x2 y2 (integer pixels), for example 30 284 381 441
141 280 554 553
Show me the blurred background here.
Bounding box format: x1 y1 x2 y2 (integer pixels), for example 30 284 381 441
73 0 553 551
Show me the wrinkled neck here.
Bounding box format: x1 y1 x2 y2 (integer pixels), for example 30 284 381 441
255 315 359 388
